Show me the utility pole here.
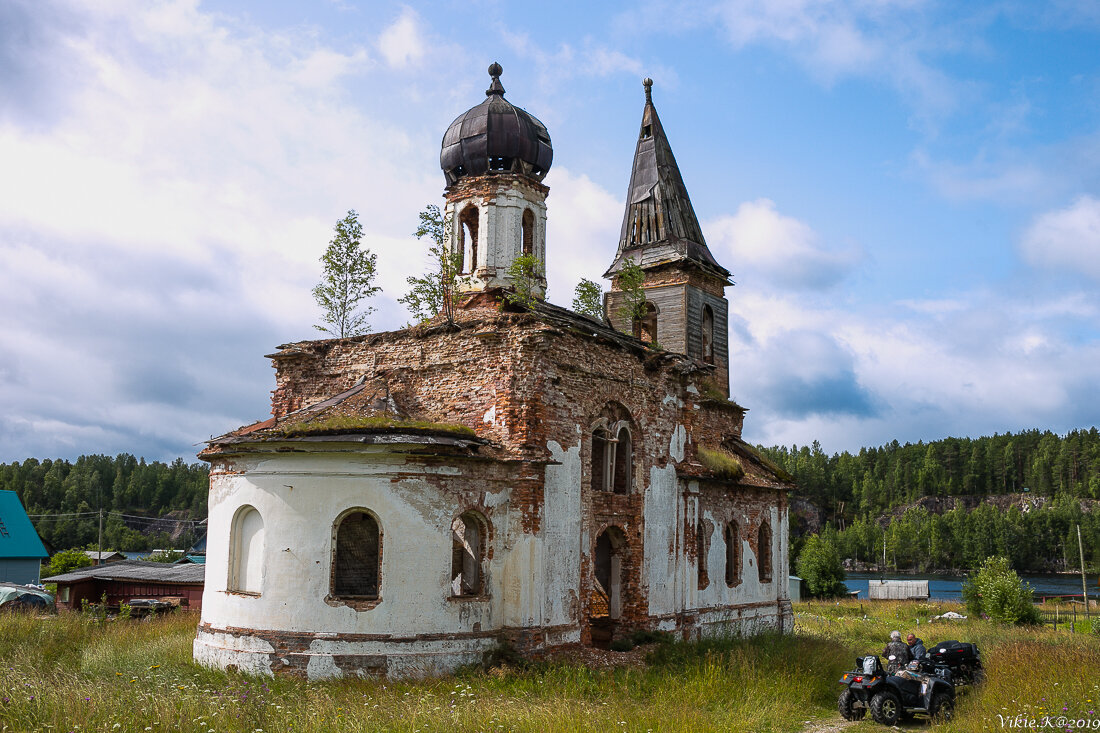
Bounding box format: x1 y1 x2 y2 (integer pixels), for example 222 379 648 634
1078 524 1090 620
98 508 104 564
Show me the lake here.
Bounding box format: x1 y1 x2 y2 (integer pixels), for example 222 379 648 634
842 571 1098 600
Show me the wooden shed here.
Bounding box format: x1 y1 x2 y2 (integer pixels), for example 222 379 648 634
44 560 205 611
868 579 929 601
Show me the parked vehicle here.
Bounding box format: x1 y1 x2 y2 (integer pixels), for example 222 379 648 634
926 639 984 685
838 653 956 725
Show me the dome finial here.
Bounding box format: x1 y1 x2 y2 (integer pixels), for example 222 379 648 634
487 62 505 96
643 77 653 104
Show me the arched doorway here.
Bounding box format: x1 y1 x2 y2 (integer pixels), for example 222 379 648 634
589 525 627 648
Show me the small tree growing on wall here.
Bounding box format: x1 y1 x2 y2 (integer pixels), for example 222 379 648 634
572 278 604 319
616 259 647 330
503 254 543 310
400 204 465 326
313 210 381 338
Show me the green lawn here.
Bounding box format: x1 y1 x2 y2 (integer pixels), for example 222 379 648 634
0 602 1096 732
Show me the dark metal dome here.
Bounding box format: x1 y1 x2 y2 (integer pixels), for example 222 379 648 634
440 63 553 186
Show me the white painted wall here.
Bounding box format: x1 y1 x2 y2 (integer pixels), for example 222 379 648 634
444 181 547 296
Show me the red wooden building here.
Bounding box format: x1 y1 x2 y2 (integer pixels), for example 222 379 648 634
45 560 205 611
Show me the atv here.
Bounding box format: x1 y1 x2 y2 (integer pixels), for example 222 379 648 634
837 653 956 725
926 639 984 685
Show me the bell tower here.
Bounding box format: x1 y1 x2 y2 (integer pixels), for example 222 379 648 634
439 63 553 297
604 79 733 395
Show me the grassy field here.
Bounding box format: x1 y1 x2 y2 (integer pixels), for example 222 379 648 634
0 602 1097 732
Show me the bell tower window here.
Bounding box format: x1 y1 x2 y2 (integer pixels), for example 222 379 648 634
459 206 479 274
702 304 714 364
522 209 534 256
633 302 658 343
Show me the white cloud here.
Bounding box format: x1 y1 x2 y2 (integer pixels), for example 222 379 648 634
542 167 623 307
1021 195 1100 281
0 0 456 460
707 199 861 289
377 7 425 68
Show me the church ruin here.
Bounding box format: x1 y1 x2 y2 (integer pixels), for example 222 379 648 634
194 65 794 679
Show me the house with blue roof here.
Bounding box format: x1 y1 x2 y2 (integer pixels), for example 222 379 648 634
0 491 49 584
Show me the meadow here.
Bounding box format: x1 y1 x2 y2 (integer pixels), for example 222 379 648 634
0 601 1097 732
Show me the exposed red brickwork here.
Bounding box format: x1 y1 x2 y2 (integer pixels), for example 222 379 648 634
214 301 792 665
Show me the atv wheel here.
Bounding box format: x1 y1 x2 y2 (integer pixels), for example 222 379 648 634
870 690 901 725
837 689 866 721
931 692 953 722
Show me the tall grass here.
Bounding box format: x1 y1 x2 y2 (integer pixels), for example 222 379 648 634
0 603 1096 732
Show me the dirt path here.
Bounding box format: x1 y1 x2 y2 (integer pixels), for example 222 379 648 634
799 717 860 733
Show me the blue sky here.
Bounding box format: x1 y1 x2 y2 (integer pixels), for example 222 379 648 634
2 0 1099 463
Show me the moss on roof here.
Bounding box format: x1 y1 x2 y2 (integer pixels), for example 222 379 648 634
697 446 745 481
273 415 476 439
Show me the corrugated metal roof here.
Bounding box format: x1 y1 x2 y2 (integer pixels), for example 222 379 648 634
0 491 48 560
44 559 205 584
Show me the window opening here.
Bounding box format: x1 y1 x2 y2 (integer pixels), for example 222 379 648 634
451 511 486 596
459 206 479 274
333 511 380 598
612 425 631 494
725 521 739 587
697 520 710 590
591 427 610 492
229 505 264 595
633 301 658 343
641 124 652 139
521 209 535 256
702 304 714 364
757 519 772 583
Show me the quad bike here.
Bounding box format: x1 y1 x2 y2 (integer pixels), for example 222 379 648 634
925 639 984 685
837 653 956 725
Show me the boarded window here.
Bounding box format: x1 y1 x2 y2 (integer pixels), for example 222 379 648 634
451 511 486 596
724 521 739 587
522 209 535 256
333 511 380 599
612 425 632 494
229 505 264 595
758 519 773 583
702 304 714 364
459 206 479 274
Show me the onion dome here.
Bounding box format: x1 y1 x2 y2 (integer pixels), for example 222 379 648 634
440 63 553 186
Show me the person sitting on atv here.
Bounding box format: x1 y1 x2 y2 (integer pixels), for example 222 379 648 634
882 630 911 673
907 633 926 659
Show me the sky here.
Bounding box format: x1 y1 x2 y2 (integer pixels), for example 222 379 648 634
2 0 1100 464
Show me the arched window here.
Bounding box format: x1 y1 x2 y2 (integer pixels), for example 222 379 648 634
521 209 535 256
757 519 772 583
451 511 487 596
612 425 632 495
333 511 381 599
702 304 714 364
633 302 658 344
724 521 740 587
459 205 479 274
696 520 710 590
229 505 264 595
591 427 610 492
